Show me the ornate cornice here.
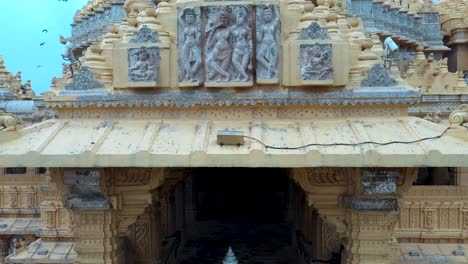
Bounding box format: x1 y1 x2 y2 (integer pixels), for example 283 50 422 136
46 87 421 108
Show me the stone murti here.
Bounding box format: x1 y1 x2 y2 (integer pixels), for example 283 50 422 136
177 7 202 84
255 5 280 82
204 5 254 85
127 46 160 82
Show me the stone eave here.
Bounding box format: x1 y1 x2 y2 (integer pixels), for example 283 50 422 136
44 86 421 108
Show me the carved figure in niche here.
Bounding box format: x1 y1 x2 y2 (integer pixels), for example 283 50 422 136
178 7 202 82
256 5 280 79
128 47 160 82
300 44 333 80
205 7 234 82
231 6 252 81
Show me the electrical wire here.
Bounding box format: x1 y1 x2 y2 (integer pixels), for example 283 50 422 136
241 125 468 150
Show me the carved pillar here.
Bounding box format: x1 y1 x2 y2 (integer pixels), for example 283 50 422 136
340 168 417 264
292 167 417 263
39 168 74 239
126 206 161 264
0 237 9 264
343 211 398 264
62 169 120 264
74 210 120 264
291 168 349 260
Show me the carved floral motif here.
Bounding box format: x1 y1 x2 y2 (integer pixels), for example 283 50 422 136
299 22 330 40
65 66 104 90
115 168 153 186
361 64 397 87
305 168 346 186
300 44 333 80
129 25 160 43
128 46 160 82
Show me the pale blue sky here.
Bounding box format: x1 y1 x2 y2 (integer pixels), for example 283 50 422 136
0 0 88 94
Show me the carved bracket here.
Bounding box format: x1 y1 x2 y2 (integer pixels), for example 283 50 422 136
0 110 21 132
449 104 468 127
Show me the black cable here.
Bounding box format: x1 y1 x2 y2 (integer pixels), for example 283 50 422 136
241 125 468 150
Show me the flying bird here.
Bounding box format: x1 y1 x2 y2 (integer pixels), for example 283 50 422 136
40 42 46 46
42 29 48 33
36 65 43 68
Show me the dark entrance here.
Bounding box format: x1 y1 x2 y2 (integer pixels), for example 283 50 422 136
179 168 298 264
195 168 289 221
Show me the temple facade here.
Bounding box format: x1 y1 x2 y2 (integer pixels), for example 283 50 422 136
0 0 467 263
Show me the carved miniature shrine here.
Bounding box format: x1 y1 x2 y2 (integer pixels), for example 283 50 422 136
0 0 468 263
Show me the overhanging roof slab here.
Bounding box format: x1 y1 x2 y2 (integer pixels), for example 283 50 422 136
0 117 467 167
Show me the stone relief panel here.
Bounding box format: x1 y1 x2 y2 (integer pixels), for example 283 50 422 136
205 5 253 83
178 7 203 83
299 22 330 40
300 44 333 80
128 46 160 82
256 5 280 80
129 25 160 43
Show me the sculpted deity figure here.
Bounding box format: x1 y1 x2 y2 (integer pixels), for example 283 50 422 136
129 48 157 82
230 7 252 82
206 7 233 82
178 8 202 82
256 5 280 79
301 45 333 80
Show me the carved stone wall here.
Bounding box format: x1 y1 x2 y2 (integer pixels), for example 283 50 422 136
0 183 41 215
74 210 120 264
396 186 468 242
